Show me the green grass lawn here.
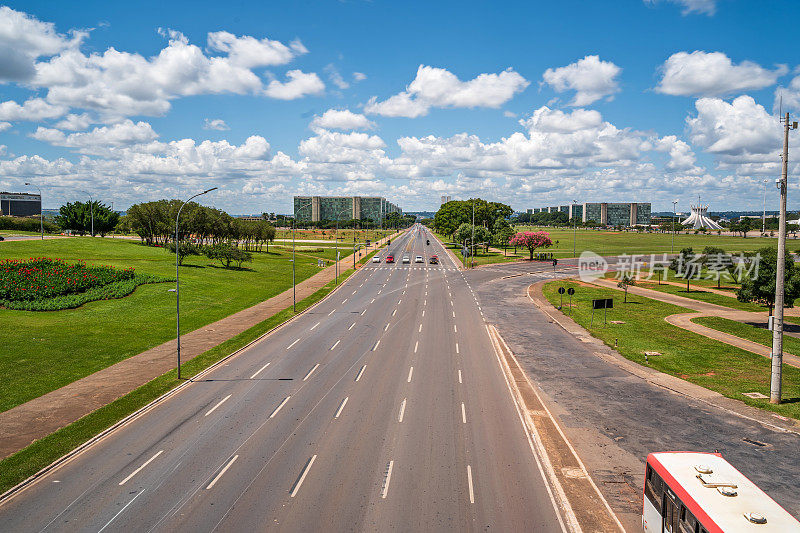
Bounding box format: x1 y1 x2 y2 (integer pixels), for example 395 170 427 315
515 227 800 258
543 280 800 419
693 316 800 358
0 237 353 413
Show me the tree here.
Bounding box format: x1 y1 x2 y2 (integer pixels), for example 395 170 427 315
165 242 202 265
55 201 118 236
737 246 800 316
702 246 734 288
617 274 636 303
493 218 515 255
670 247 698 292
509 231 553 260
204 243 253 269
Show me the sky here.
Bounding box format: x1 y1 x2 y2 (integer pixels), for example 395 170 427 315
1 0 800 214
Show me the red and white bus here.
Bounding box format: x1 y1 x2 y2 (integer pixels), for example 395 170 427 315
643 452 800 532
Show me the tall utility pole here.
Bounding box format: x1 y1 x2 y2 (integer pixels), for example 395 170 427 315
572 199 578 257
771 113 797 403
471 199 475 269
762 179 769 234
671 200 678 254
24 182 43 240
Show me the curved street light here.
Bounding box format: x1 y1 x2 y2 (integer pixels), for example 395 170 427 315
175 187 218 379
24 182 43 240
293 199 313 312
77 190 94 237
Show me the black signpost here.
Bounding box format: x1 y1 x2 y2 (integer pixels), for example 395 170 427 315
567 287 575 316
557 286 565 308
591 297 613 326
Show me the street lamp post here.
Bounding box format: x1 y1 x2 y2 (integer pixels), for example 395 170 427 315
293 200 313 312
335 207 352 285
572 199 578 258
77 191 95 237
671 200 678 254
175 187 217 379
762 179 769 234
24 182 43 240
471 199 475 269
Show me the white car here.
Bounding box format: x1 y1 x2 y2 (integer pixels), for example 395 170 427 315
402 255 410 264
372 256 381 263
415 255 423 263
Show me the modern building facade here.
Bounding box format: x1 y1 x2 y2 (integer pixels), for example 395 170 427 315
440 195 452 205
293 196 401 222
529 202 651 226
0 192 41 217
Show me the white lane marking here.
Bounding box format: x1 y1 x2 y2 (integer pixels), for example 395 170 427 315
384 322 390 332
377 290 382 294
424 299 427 306
334 397 349 419
328 309 335 316
119 450 163 486
461 402 467 424
348 322 356 331
330 340 340 350
402 290 406 295
341 298 348 305
381 460 394 499
467 465 475 504
454 324 458 333
356 365 366 381
269 396 291 418
452 311 456 318
425 291 428 296
97 489 146 532
407 367 414 383
414 341 418 353
205 395 232 417
287 339 300 350
207 455 239 490
458 369 463 384
372 339 381 351
450 301 454 307
456 343 460 354
398 398 406 422
361 309 366 316
250 362 270 379
418 324 422 333
371 298 376 304
303 363 320 381
310 322 320 331
352 290 357 295
392 309 397 316
290 455 317 498
422 310 425 317
398 299 402 304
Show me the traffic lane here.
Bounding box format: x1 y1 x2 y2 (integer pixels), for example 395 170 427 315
473 270 800 519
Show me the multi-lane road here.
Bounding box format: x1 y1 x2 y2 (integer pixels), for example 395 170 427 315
0 225 567 531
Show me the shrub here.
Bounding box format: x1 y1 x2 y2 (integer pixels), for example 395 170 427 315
164 242 203 265
203 243 253 268
0 258 134 302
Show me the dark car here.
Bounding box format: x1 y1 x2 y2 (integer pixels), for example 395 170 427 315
426 239 430 245
386 255 394 263
429 255 438 264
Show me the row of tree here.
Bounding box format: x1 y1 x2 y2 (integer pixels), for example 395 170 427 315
434 199 514 242
55 201 119 236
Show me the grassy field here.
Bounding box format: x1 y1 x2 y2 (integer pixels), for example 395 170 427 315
693 316 800 357
432 232 521 267
0 264 361 495
0 237 355 413
515 227 800 258
542 280 800 419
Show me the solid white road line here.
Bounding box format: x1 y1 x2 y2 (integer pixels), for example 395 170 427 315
456 343 460 354
287 339 300 350
207 455 239 490
373 339 381 351
290 455 317 498
414 341 418 353
355 364 366 381
407 367 414 383
398 398 406 422
384 323 390 332
330 340 340 350
381 460 394 499
458 369 463 384
310 322 320 331
250 362 270 379
205 395 232 417
454 324 458 333
119 450 163 486
334 397 349 419
349 322 356 331
303 363 320 381
467 465 475 504
461 402 467 424
269 396 291 418
97 489 146 532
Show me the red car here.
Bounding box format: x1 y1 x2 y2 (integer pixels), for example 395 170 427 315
386 255 395 263
429 255 438 264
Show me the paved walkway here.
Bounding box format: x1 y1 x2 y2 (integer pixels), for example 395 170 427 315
588 277 800 369
0 232 401 459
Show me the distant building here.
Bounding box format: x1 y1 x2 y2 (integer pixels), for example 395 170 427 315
530 202 651 226
681 205 722 230
293 196 401 222
0 192 41 217
441 195 452 204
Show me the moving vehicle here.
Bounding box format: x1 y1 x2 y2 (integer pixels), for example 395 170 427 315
386 255 394 263
402 255 410 264
415 255 423 263
429 255 438 264
426 239 430 245
372 256 381 263
643 452 800 533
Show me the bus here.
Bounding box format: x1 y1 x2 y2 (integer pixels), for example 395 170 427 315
643 452 800 532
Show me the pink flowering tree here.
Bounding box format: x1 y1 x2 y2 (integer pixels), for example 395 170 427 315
509 231 553 261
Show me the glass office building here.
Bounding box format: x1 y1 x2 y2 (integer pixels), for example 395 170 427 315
293 196 402 222
530 202 651 226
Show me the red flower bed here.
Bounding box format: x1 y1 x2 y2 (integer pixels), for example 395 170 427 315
0 258 134 302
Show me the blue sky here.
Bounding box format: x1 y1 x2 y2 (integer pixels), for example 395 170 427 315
1 0 799 214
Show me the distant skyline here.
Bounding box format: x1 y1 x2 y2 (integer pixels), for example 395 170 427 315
1 0 800 214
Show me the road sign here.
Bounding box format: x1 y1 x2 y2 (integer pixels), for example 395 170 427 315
567 287 575 316
567 287 575 295
558 287 565 294
591 298 613 326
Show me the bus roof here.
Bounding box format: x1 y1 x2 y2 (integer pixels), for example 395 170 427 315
648 452 800 532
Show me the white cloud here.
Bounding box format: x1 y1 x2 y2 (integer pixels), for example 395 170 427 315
656 51 786 97
30 120 159 153
365 65 529 117
654 135 701 173
325 64 349 90
0 6 86 82
263 70 325 100
203 118 230 131
54 113 92 131
206 31 306 68
311 109 374 131
503 110 517 118
542 56 621 106
0 98 67 121
353 72 367 82
0 122 10 132
774 75 800 114
521 107 602 133
644 0 717 16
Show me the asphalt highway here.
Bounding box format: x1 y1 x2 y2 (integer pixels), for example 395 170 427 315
0 225 565 532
